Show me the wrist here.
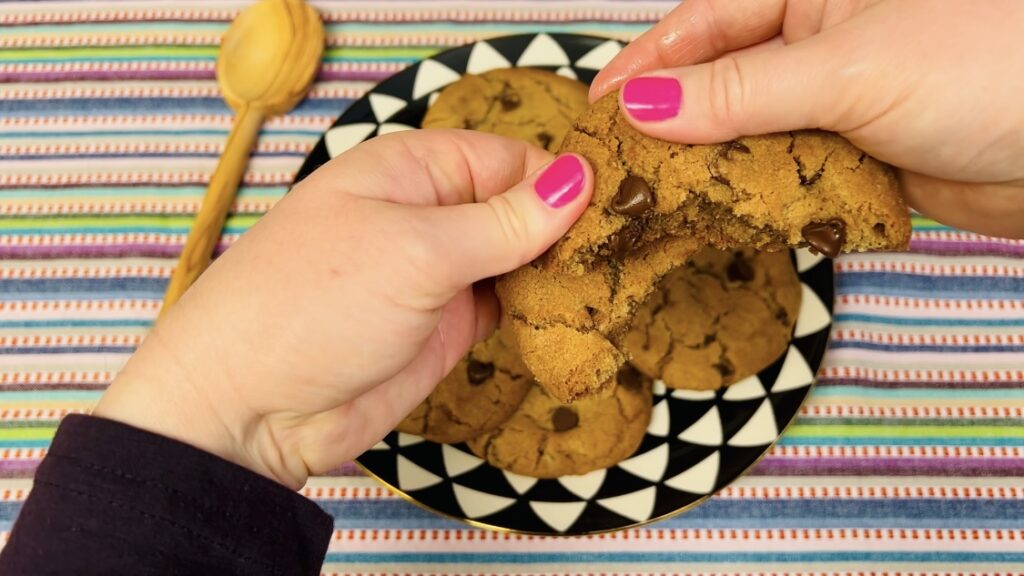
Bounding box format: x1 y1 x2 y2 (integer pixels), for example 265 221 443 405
94 322 311 489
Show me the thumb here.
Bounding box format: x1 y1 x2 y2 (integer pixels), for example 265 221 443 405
616 34 863 143
416 153 593 294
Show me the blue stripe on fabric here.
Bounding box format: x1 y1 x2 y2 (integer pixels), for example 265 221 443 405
833 313 1024 327
829 341 1024 353
0 319 151 328
0 346 134 355
320 552 1024 563
0 97 353 117
3 499 1024 530
0 278 164 297
836 272 1024 299
313 499 1024 530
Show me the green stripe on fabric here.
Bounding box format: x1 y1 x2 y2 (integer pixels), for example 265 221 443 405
0 186 288 200
0 214 261 231
0 426 56 441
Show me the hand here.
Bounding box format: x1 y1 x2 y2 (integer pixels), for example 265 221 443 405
94 131 593 489
591 0 1024 239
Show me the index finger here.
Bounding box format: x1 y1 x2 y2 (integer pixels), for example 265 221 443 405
590 0 786 101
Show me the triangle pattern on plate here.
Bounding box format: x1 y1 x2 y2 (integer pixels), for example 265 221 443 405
378 123 416 136
677 405 723 446
452 484 516 519
721 375 766 401
397 432 424 447
324 122 377 158
727 399 779 447
442 444 484 478
397 455 443 491
558 469 606 500
368 92 407 123
771 345 816 393
368 440 389 451
671 388 717 401
617 444 669 483
647 399 670 437
466 40 512 74
516 33 571 66
795 247 826 272
503 471 538 495
412 59 463 99
664 450 720 495
530 501 587 533
596 486 657 523
794 283 832 337
574 39 623 70
555 66 578 79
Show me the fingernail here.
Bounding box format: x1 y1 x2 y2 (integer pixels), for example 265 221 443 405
535 155 585 208
622 76 682 122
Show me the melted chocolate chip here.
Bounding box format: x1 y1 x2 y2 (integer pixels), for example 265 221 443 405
466 359 494 385
499 90 521 111
801 219 847 258
616 364 644 391
608 222 642 259
720 141 751 159
726 253 755 282
536 131 553 150
551 406 579 431
611 176 655 216
775 308 790 324
713 360 735 379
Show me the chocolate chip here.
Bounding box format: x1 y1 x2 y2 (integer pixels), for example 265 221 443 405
801 219 847 258
607 222 642 259
713 360 735 379
726 252 755 282
499 90 521 111
466 359 494 385
873 222 886 236
536 131 554 150
616 364 644 391
720 141 751 159
551 406 579 431
611 175 655 216
775 308 790 324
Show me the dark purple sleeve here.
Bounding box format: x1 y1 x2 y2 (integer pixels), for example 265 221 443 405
0 414 333 575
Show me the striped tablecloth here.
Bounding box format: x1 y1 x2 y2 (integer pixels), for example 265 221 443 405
2 1 1024 573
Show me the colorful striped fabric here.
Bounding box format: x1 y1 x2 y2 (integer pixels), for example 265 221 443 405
2 1 1024 573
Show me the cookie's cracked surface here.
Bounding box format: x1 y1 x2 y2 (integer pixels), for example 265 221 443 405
623 248 802 391
466 365 652 478
396 330 533 443
420 68 589 152
497 93 911 403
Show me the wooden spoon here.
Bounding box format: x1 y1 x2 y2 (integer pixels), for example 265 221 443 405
160 0 324 315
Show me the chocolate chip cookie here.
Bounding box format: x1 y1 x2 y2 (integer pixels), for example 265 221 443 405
396 330 533 443
420 68 590 152
623 248 802 391
496 93 910 403
466 365 653 478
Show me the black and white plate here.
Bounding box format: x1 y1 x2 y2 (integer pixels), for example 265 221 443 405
293 33 834 535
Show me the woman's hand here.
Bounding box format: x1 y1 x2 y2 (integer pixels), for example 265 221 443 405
592 0 1024 238
94 131 593 489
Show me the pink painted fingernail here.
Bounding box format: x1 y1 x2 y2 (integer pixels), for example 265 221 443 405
622 76 682 122
535 155 585 208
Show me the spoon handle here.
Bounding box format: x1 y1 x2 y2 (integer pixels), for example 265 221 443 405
160 105 265 315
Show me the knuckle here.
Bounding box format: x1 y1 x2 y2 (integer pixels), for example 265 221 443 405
707 55 748 129
485 195 534 266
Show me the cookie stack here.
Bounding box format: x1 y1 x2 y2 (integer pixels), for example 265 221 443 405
397 68 820 479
